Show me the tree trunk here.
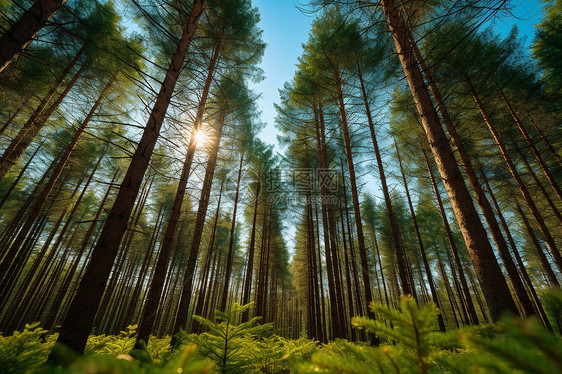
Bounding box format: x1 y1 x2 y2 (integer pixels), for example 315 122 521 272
44 169 118 331
379 0 516 321
219 151 244 312
395 141 445 331
241 178 260 322
0 63 85 181
171 111 224 344
467 77 562 274
485 178 552 330
0 141 42 210
0 0 67 72
423 149 481 324
497 85 562 202
357 61 411 297
192 181 224 333
515 202 559 286
334 67 377 344
51 1 203 355
513 141 562 224
412 43 532 316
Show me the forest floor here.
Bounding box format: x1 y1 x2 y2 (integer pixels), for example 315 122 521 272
1 297 561 374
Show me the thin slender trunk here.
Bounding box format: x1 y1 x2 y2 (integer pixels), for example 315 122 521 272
334 68 377 344
0 81 111 286
0 45 84 181
172 111 224 344
423 149 481 323
485 177 552 330
513 141 562 224
0 141 42 210
515 202 559 286
395 141 445 331
219 151 244 312
412 43 531 316
358 61 411 298
0 63 85 180
497 86 561 201
44 169 118 330
52 1 203 355
241 179 260 322
467 78 562 274
192 181 224 333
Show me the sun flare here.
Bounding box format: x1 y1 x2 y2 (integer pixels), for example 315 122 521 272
194 130 207 145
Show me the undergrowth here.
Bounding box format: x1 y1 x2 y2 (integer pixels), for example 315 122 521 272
0 295 560 373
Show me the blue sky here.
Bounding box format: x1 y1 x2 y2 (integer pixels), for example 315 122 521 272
250 0 546 152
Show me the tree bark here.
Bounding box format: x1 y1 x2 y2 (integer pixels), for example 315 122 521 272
395 141 445 331
497 86 562 202
171 111 224 344
0 62 85 181
411 44 533 317
467 77 562 274
51 1 203 355
380 0 518 321
334 66 377 344
0 0 67 72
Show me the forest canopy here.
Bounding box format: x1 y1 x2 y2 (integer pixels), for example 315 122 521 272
0 0 560 373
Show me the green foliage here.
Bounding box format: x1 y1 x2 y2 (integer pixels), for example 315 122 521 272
2 298 561 373
533 0 562 97
0 323 54 373
191 303 274 373
297 295 562 374
46 342 212 374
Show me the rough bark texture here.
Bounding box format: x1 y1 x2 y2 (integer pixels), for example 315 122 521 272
411 45 532 317
51 1 203 355
0 0 67 72
380 0 517 321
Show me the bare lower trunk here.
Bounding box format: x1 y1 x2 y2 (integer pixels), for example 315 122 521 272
171 112 224 344
467 78 562 274
380 0 517 320
51 1 203 355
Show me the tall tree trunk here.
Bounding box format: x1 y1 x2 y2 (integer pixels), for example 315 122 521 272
192 181 224 333
0 0 67 72
357 61 411 297
0 63 85 181
395 142 446 331
0 81 111 286
513 141 562 224
219 151 244 312
171 111 224 344
51 1 203 355
497 85 562 202
44 169 118 330
241 178 260 322
412 43 532 316
0 141 42 210
333 67 377 344
379 0 516 321
423 149 480 324
515 202 559 286
314 99 346 338
0 45 84 181
485 178 552 330
466 77 562 274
